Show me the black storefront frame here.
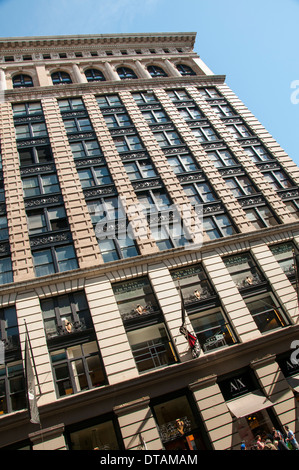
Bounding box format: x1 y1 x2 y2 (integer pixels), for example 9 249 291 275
218 367 283 448
150 388 212 450
64 412 125 450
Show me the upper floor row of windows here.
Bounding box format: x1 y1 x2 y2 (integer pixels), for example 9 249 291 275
10 64 197 89
1 46 189 63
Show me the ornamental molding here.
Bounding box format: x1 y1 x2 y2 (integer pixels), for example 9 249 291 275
20 163 56 175
83 185 117 199
24 194 63 208
30 231 72 248
0 33 197 55
3 75 227 103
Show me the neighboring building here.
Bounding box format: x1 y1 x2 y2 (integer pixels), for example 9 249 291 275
0 31 299 450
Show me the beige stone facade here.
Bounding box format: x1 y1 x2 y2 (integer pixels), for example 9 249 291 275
0 32 298 451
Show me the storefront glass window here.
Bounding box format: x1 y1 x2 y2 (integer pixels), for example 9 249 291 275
219 370 278 450
68 419 121 450
152 394 208 450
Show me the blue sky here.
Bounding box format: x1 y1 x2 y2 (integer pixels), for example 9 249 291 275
0 0 299 165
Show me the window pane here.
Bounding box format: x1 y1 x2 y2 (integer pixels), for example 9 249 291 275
56 245 78 272
127 324 176 373
33 250 55 277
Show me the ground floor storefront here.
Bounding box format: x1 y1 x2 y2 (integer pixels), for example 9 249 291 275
1 327 299 451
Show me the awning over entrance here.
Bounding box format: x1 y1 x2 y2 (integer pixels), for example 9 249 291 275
286 374 299 393
226 391 273 418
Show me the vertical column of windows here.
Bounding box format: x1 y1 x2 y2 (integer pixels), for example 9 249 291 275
41 96 102 270
82 93 158 257
191 86 298 225
0 102 35 282
12 101 79 277
0 142 12 284
121 90 202 249
156 88 251 239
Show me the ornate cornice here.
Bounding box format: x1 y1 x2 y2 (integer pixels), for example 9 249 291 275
0 32 197 52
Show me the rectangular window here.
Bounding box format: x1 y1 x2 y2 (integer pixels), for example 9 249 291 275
64 118 93 134
245 294 287 333
0 306 20 350
223 252 264 289
18 145 53 166
32 244 78 277
270 242 296 279
142 109 169 124
203 214 236 239
243 145 273 162
0 257 13 285
127 323 176 373
226 123 252 139
245 206 279 229
154 130 182 147
0 215 9 240
263 170 293 190
178 106 202 121
78 166 112 188
113 134 143 153
15 122 48 139
27 206 68 235
192 126 218 143
104 112 132 129
132 91 157 104
0 362 26 415
171 263 215 305
70 140 102 160
22 173 60 198
123 159 156 180
183 182 217 204
167 153 198 174
198 88 221 99
207 149 237 168
50 341 106 397
58 98 85 112
96 95 122 108
112 277 160 321
191 307 236 352
225 175 257 197
13 102 43 117
67 418 121 450
41 291 93 340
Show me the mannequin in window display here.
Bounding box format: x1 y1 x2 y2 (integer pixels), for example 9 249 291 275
194 289 201 300
135 304 146 315
175 418 185 436
64 319 72 333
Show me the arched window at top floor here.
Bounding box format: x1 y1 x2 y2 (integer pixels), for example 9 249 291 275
84 68 106 82
147 65 168 78
12 74 34 88
176 64 196 76
51 71 72 85
116 67 137 80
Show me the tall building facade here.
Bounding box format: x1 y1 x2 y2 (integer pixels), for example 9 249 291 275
0 32 299 451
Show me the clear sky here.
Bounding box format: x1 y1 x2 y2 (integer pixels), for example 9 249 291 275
0 0 298 165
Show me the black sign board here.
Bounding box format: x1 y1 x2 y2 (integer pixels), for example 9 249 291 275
218 370 257 401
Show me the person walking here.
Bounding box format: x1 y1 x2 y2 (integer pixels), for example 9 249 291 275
272 427 289 450
285 426 299 450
